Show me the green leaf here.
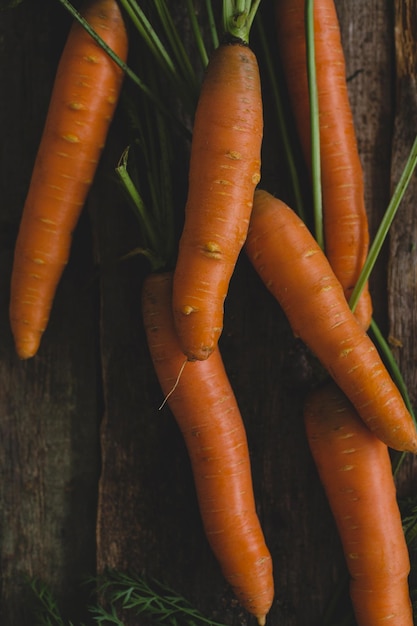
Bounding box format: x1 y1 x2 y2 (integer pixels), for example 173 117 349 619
305 0 323 248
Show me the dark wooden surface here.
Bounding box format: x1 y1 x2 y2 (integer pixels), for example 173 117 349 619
0 2 416 625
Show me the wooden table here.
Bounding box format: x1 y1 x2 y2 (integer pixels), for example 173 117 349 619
0 1 416 624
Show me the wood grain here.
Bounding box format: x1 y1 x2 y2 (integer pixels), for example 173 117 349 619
387 0 417 493
0 2 414 625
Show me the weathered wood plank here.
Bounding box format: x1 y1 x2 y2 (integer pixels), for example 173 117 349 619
0 1 414 625
387 0 417 493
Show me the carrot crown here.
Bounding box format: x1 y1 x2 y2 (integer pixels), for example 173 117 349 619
222 0 262 44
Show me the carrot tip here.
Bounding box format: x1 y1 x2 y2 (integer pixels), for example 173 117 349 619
14 336 41 360
257 615 267 626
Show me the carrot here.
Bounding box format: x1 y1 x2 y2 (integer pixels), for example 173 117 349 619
275 0 372 329
172 18 263 361
9 0 128 359
304 379 413 626
142 271 274 625
244 189 417 453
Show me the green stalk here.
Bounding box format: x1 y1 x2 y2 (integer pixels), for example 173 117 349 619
119 0 178 80
349 134 417 313
305 0 323 248
186 0 210 67
222 0 262 43
154 0 201 93
115 149 165 271
205 0 220 49
119 0 200 114
114 34 182 274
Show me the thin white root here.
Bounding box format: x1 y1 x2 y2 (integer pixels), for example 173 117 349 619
158 358 188 410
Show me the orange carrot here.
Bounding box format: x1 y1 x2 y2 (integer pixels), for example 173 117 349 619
142 271 274 625
172 38 263 361
9 0 128 359
304 380 413 626
275 0 372 329
244 189 417 453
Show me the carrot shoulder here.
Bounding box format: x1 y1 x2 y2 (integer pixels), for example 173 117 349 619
172 39 263 361
244 189 417 453
9 0 128 359
304 380 413 626
275 0 372 328
142 272 274 625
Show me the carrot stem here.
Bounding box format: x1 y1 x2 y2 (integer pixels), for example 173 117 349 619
115 149 164 269
349 134 417 313
305 0 323 248
185 0 210 67
153 0 200 96
120 0 177 78
115 46 180 273
117 0 198 114
205 0 220 49
222 0 262 43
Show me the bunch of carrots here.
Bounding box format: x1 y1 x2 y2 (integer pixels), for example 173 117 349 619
8 0 417 624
